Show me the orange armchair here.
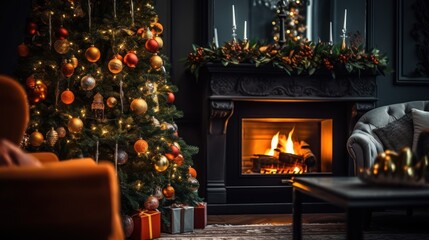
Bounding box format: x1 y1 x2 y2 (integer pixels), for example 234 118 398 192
0 75 124 239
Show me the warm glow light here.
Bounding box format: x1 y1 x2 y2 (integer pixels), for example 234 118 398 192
293 166 301 173
286 127 295 154
265 131 279 156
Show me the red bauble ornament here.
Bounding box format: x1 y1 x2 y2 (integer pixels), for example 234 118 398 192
17 43 29 57
61 89 75 105
27 22 37 35
124 51 139 68
165 153 175 161
144 195 159 210
162 184 175 200
62 62 74 77
170 144 180 158
134 139 148 154
145 39 159 53
56 27 69 40
174 154 184 166
167 92 175 104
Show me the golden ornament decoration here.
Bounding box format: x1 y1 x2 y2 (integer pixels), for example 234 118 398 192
53 39 70 54
154 36 163 49
29 81 47 104
62 62 74 78
162 184 175 200
108 58 123 74
142 28 153 39
134 139 149 154
30 131 44 147
80 74 96 91
56 127 67 138
151 22 163 35
61 89 75 105
70 55 78 68
46 127 59 146
68 117 83 133
85 45 101 62
149 55 163 70
106 96 118 108
130 98 148 115
154 155 169 172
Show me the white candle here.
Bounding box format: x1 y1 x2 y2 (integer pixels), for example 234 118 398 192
232 5 236 27
329 21 333 43
214 28 219 48
244 21 247 40
343 9 347 29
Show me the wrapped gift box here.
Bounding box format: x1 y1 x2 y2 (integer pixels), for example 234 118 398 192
131 210 161 240
162 205 194 234
194 202 207 229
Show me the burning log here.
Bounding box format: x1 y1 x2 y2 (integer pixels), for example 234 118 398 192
297 141 317 172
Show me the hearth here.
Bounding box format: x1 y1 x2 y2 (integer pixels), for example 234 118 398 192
199 63 377 214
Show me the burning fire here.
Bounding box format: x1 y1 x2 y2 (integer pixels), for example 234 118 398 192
265 127 296 156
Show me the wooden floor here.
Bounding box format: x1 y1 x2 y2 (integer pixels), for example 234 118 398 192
207 213 346 225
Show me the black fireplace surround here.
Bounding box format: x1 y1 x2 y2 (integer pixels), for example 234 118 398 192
199 63 377 214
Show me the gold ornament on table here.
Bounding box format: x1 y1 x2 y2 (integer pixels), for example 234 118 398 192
359 147 429 186
30 131 44 147
85 45 101 62
91 93 105 122
46 127 59 146
153 154 169 172
68 117 83 133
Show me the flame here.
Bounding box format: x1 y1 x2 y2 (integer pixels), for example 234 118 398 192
265 128 295 155
265 131 279 156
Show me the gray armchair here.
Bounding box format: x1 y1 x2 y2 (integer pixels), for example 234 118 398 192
347 100 429 175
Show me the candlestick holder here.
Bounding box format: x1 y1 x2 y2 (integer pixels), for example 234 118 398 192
340 27 347 50
232 25 237 43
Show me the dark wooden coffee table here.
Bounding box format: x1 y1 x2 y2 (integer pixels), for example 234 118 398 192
292 176 429 240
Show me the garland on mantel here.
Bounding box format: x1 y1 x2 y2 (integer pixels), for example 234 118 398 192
186 39 391 79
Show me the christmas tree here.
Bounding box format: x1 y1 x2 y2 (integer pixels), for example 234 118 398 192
15 0 201 230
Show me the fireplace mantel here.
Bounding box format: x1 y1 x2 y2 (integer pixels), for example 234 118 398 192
200 63 378 214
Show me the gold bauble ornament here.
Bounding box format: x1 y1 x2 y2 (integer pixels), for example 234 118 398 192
154 36 163 49
70 55 78 68
150 55 163 70
62 62 74 78
108 58 123 74
68 118 83 133
106 97 118 108
85 45 101 62
80 74 96 91
30 131 44 147
130 98 148 115
154 155 169 172
134 139 149 154
151 22 164 35
54 39 70 54
189 167 197 178
56 127 67 138
46 127 59 146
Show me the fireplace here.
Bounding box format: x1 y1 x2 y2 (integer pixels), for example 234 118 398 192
200 63 377 214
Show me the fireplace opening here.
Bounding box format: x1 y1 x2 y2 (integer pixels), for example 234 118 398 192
242 118 333 175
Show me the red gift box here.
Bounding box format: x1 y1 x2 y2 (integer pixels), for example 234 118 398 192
194 202 207 229
131 210 161 240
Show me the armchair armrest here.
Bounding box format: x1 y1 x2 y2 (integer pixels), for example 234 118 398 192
347 130 384 175
30 152 59 164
